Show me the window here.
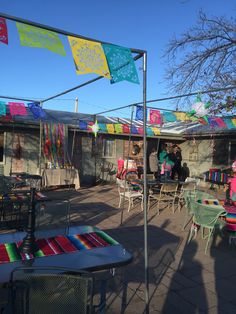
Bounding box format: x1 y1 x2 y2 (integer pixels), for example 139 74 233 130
103 139 116 157
0 132 4 162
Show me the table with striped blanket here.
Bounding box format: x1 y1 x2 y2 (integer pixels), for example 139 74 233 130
0 225 133 283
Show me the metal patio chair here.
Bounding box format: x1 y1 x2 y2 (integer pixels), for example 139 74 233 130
148 182 179 215
6 266 94 314
187 200 226 254
117 179 143 212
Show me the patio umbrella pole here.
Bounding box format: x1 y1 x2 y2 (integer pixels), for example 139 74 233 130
142 51 149 313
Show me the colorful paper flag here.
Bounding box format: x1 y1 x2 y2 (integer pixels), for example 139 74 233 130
137 127 144 135
79 121 87 130
151 127 161 135
9 102 27 116
223 118 235 129
146 128 154 136
122 124 130 133
174 112 187 121
131 125 138 134
98 123 107 132
68 37 111 79
162 111 177 123
102 44 139 84
0 18 8 45
214 117 227 128
114 124 123 133
16 22 66 56
0 101 6 116
106 124 115 134
208 117 218 128
231 119 236 127
28 103 46 119
135 106 144 121
149 109 162 125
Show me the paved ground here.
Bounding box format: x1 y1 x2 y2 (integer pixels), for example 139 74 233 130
1 183 236 313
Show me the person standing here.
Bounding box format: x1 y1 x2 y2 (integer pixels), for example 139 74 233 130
149 148 158 179
170 145 182 180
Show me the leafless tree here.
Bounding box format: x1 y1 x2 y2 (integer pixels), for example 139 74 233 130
164 10 236 113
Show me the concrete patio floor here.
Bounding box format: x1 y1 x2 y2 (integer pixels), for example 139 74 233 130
1 183 236 313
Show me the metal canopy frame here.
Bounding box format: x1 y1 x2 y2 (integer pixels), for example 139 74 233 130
0 12 150 313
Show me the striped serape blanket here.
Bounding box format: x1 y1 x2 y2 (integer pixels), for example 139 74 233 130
0 231 118 264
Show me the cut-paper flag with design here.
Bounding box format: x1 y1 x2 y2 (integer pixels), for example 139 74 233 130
0 18 8 45
102 44 139 84
9 102 27 116
107 124 115 134
162 111 177 123
149 109 162 125
68 37 111 79
0 101 6 116
189 96 210 118
114 124 123 134
16 22 66 56
89 120 100 137
135 106 144 121
28 103 46 119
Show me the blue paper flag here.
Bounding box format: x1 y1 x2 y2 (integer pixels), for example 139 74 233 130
223 118 236 129
79 121 87 130
102 44 139 84
131 125 138 134
28 102 46 119
208 117 218 128
135 106 144 121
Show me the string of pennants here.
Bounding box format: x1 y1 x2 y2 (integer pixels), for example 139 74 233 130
0 17 139 84
1 101 236 137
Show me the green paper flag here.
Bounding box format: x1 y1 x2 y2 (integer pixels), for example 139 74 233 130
16 22 66 56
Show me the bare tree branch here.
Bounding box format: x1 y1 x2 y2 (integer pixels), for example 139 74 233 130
163 10 236 113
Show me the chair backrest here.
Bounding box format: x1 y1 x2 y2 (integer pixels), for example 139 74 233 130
161 182 178 193
182 181 196 191
9 266 94 314
190 201 226 227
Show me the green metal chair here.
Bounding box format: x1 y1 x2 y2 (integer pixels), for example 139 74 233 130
187 200 226 254
7 266 94 314
181 189 217 230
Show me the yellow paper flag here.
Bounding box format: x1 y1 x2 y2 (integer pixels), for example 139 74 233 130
231 119 236 126
175 112 187 121
68 36 111 79
151 127 161 135
107 124 115 134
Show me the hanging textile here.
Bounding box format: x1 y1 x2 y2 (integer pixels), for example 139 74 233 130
149 109 162 125
79 121 87 130
214 117 227 128
9 102 27 116
122 124 130 133
137 127 144 135
106 124 115 134
0 18 8 45
28 102 46 119
42 123 68 168
68 36 111 79
0 101 6 116
16 22 66 56
102 44 139 84
208 117 218 128
98 123 107 132
223 118 236 129
131 125 138 134
174 112 188 121
151 127 161 135
146 128 154 136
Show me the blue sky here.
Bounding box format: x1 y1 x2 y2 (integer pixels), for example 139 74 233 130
0 0 235 118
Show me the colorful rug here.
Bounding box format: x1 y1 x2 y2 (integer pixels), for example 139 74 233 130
0 231 118 264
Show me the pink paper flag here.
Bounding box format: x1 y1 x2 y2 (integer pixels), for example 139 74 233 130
149 109 162 125
214 117 227 128
9 102 27 116
138 127 144 135
0 18 8 45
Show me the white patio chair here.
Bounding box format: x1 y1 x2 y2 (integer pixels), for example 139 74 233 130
117 179 143 212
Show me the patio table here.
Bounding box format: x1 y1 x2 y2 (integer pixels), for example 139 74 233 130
0 225 133 284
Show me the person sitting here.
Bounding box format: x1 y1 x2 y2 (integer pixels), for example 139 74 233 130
159 144 174 180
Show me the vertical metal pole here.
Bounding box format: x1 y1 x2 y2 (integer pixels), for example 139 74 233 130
143 51 149 313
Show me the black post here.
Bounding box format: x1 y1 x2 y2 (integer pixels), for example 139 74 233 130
19 188 37 254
